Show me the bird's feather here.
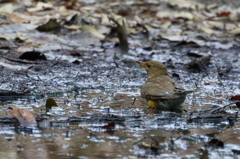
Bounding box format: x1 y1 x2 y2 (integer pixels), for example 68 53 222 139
141 75 186 99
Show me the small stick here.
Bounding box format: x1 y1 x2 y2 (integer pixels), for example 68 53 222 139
130 98 136 107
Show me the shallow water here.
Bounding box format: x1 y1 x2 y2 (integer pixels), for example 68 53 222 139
0 84 240 159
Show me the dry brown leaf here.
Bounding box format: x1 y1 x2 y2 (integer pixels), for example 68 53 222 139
7 106 37 127
161 21 171 29
57 6 71 16
217 12 231 17
82 24 105 40
17 43 44 52
64 25 82 30
205 82 218 85
230 95 240 101
128 27 141 34
27 2 53 12
206 20 224 29
159 28 183 41
0 34 9 40
10 13 25 23
134 15 143 25
198 23 215 34
156 10 194 20
206 3 218 10
163 0 205 9
36 19 61 32
101 14 110 25
0 3 13 14
230 28 240 35
0 62 28 70
97 25 111 35
149 23 160 28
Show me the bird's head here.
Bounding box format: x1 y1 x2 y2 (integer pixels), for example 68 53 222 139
136 60 168 77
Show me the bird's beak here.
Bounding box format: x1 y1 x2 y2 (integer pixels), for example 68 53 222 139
136 61 147 68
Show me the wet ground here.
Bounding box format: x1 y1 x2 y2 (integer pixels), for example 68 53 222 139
1 0 240 158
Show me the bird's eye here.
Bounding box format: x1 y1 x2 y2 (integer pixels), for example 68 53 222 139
146 64 151 68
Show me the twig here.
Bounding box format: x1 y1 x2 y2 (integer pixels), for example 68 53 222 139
130 98 136 107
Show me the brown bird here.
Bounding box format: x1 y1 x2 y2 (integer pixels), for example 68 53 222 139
7 106 37 127
136 60 191 111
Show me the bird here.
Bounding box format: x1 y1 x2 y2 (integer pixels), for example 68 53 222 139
7 106 37 127
136 60 191 112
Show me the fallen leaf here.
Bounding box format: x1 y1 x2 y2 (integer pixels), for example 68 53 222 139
230 28 240 35
166 0 205 9
64 24 81 30
46 98 57 112
204 82 218 85
7 106 37 127
134 15 143 25
27 2 53 12
156 10 194 20
0 34 9 40
82 24 105 40
230 95 240 101
161 21 171 29
57 6 72 16
10 13 25 23
101 14 110 25
206 20 224 30
36 19 61 32
0 3 13 14
217 12 231 17
0 61 28 70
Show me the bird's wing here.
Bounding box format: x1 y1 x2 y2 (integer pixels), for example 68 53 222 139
141 76 187 99
141 83 175 99
167 77 186 93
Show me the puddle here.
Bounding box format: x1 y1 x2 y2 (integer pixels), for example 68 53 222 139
0 44 240 158
0 85 239 158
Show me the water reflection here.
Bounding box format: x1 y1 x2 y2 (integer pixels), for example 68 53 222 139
0 89 240 158
0 116 239 158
